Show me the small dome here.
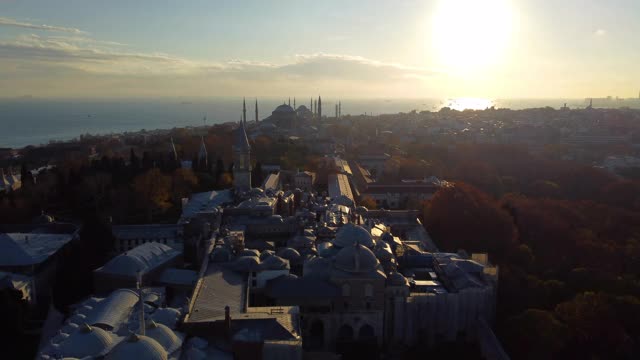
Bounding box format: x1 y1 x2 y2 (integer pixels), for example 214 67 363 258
387 272 408 287
334 244 380 273
333 223 374 249
58 324 114 358
150 308 181 329
210 247 232 263
145 321 183 354
381 232 394 244
260 255 289 270
259 250 275 260
239 249 261 258
67 313 87 326
276 247 301 263
32 213 55 224
107 333 167 360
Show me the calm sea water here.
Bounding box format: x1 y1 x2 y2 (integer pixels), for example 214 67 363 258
0 97 612 148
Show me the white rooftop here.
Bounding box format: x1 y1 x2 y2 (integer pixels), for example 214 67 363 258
0 232 74 267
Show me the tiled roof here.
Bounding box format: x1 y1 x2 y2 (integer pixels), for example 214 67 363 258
186 264 245 323
95 242 180 277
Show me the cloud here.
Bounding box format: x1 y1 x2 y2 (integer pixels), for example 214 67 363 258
594 29 606 36
0 33 441 98
0 16 86 34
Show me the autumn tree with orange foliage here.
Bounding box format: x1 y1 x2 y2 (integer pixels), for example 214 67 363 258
132 168 172 222
423 182 517 262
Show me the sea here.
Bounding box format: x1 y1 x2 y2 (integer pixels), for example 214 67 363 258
0 97 637 148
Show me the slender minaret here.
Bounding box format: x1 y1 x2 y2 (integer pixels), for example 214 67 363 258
255 98 259 123
169 137 178 162
339 101 342 118
310 98 312 112
318 96 322 119
294 97 296 109
335 103 338 119
242 97 247 125
137 271 145 336
313 99 317 116
288 97 291 106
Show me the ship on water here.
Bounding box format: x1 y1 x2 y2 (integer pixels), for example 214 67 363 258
584 92 640 109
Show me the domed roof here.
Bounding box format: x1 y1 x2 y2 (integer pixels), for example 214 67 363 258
386 272 408 287
32 213 55 224
145 321 183 354
334 244 380 273
276 247 302 262
239 249 260 258
102 254 148 275
107 334 167 360
260 255 289 270
150 308 181 329
333 223 374 249
273 104 295 113
259 250 275 260
375 241 393 262
59 324 114 358
381 232 394 243
210 247 232 263
67 313 87 326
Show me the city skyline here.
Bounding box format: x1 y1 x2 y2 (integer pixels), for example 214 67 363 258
1 0 639 99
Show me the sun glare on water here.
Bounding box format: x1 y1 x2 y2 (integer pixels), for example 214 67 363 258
431 0 514 72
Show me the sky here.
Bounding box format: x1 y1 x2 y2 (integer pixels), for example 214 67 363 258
0 0 639 99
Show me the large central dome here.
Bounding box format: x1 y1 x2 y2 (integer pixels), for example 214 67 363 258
334 244 379 273
273 104 295 114
333 223 374 248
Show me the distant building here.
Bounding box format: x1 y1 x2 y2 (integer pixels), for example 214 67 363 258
112 224 185 253
294 171 316 191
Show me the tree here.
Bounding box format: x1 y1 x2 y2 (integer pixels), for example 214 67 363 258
502 309 569 360
423 182 517 263
132 168 172 222
252 161 264 187
172 168 198 203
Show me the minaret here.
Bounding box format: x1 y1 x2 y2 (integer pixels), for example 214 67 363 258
294 97 296 109
233 120 252 191
339 101 342 118
255 98 259 123
335 103 338 119
242 97 247 125
310 98 312 112
318 96 322 119
170 137 178 162
314 99 317 116
137 271 145 336
198 136 208 169
288 97 291 106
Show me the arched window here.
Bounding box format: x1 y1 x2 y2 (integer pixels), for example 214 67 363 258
358 324 375 341
337 324 354 341
342 283 351 297
364 284 373 297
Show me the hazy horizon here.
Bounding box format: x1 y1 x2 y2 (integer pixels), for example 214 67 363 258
1 0 639 99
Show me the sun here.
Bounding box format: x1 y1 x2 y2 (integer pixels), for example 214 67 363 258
431 0 514 72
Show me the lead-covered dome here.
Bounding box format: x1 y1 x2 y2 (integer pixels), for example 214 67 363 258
273 104 295 114
145 321 183 354
334 244 379 273
386 271 409 287
58 324 115 358
333 223 374 248
107 333 167 360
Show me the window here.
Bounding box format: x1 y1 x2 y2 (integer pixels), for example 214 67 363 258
342 283 351 297
364 284 373 297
